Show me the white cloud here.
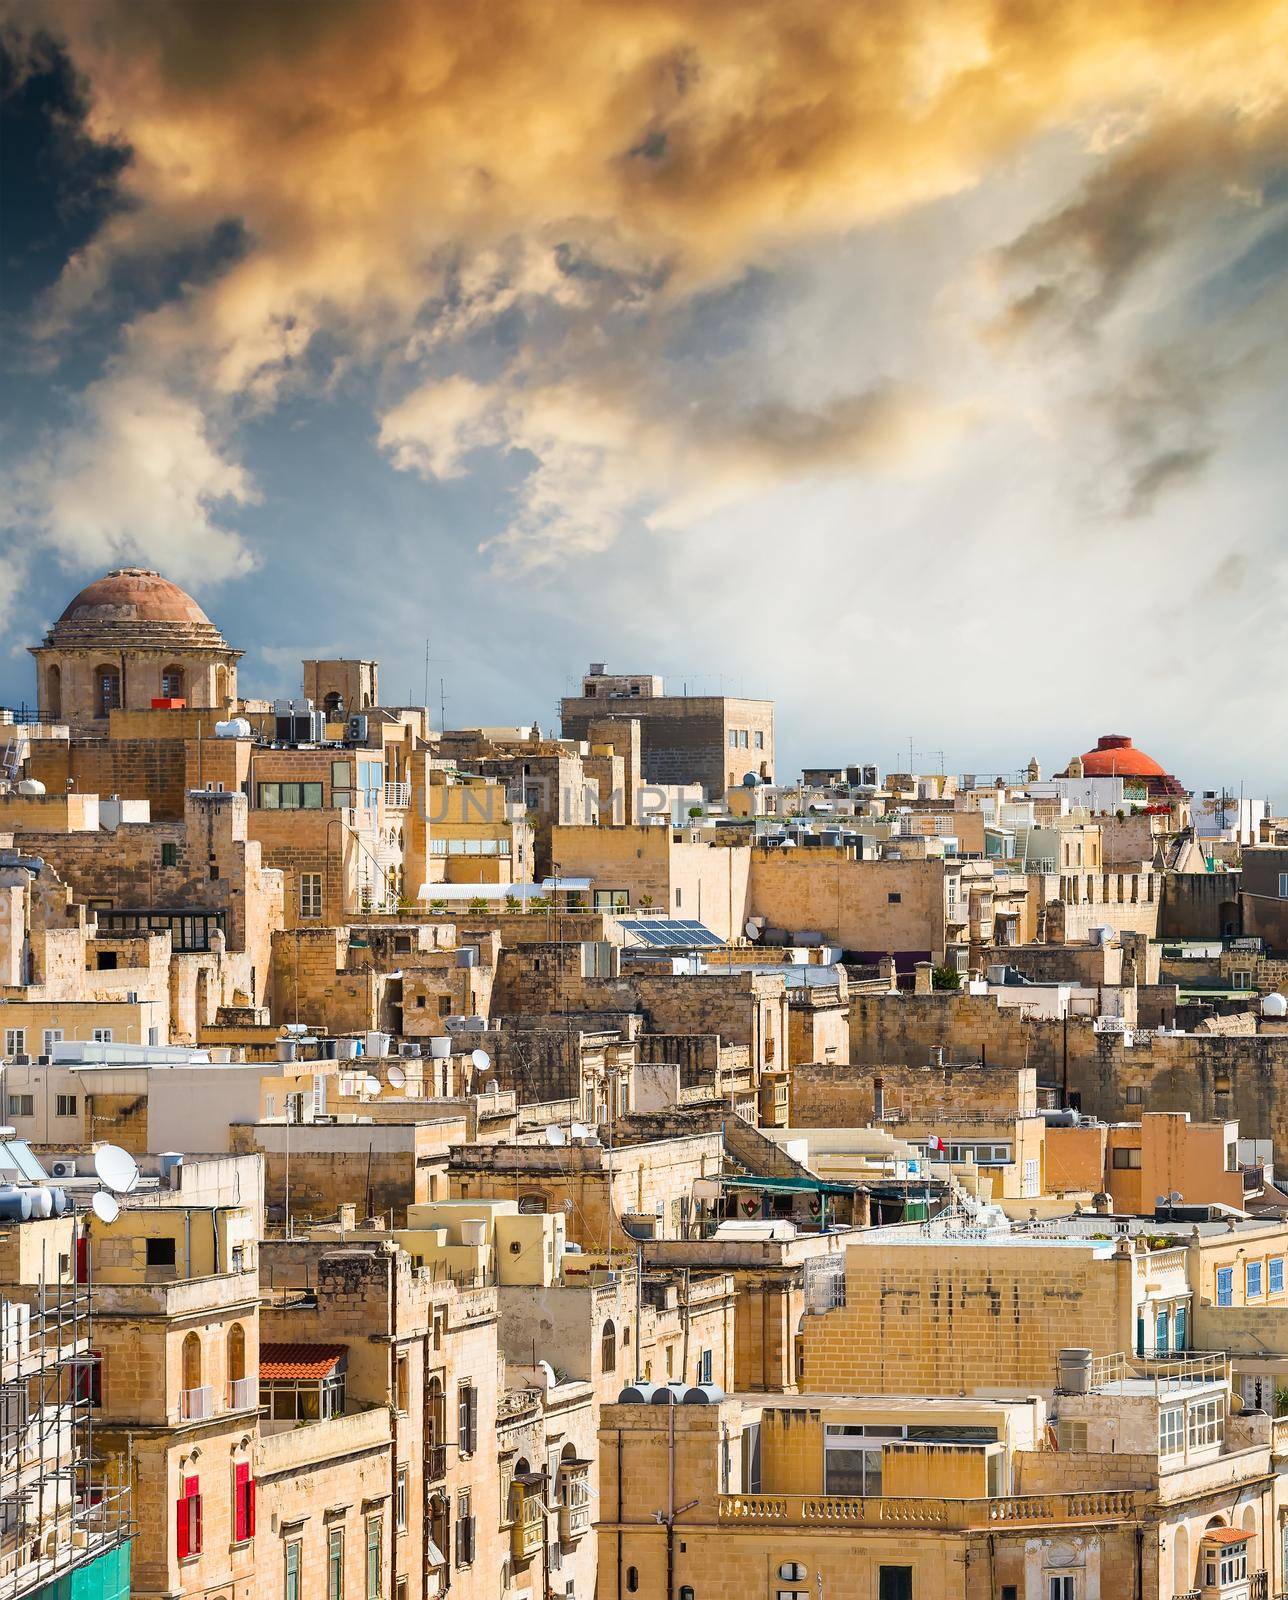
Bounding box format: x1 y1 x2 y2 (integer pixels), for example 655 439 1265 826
21 375 259 587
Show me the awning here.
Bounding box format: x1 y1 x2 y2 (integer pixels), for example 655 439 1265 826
260 1342 347 1380
720 1175 859 1197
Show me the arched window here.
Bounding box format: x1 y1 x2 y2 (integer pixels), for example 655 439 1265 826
95 664 120 718
182 1332 202 1392
227 1322 245 1383
323 692 343 716
161 664 185 700
1173 1526 1190 1595
215 665 229 707
45 665 61 719
626 1569 639 1593
601 1318 616 1373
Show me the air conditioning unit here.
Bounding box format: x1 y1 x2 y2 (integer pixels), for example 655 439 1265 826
346 715 369 745
50 1160 76 1179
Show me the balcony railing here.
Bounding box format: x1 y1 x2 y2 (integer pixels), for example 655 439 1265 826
384 781 411 808
427 1443 447 1480
718 1489 1141 1530
227 1376 256 1411
180 1384 214 1421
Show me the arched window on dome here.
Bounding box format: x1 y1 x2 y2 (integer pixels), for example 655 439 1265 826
95 665 120 719
161 664 185 700
45 665 61 720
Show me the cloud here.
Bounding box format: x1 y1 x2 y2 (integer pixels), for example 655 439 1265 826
16 374 259 585
379 372 968 567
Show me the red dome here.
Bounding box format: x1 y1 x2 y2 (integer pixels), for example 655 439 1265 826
1079 735 1167 779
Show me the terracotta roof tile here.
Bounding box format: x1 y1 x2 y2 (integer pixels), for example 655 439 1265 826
259 1342 347 1380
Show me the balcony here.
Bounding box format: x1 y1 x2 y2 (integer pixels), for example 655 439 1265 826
558 1465 592 1543
427 1443 447 1481
510 1484 544 1562
227 1376 256 1411
179 1384 215 1422
718 1490 1142 1530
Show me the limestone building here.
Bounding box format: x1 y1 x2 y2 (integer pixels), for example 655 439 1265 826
31 568 242 726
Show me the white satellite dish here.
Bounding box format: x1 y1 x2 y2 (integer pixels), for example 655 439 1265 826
387 1064 407 1089
1169 1190 1183 1204
91 1191 120 1224
363 1075 382 1097
569 1122 590 1140
93 1145 139 1195
544 1125 566 1147
744 920 761 940
470 1048 490 1072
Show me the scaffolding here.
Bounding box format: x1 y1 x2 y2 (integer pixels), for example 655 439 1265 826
0 1224 131 1600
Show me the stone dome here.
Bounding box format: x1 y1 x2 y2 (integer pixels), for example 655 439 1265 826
57 568 212 628
42 568 231 650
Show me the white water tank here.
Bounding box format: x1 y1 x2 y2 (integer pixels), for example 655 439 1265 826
215 718 252 739
16 779 45 796
1262 993 1287 1019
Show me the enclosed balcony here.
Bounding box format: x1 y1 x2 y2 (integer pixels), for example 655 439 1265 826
509 1476 544 1562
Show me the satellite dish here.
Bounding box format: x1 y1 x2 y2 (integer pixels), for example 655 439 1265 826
1169 1190 1183 1204
744 920 761 940
91 1192 120 1224
1155 1196 1168 1208
470 1048 491 1071
544 1125 566 1147
569 1122 590 1140
363 1075 382 1097
93 1145 139 1195
387 1064 407 1089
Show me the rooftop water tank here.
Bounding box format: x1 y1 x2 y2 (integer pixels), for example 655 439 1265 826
1262 993 1287 1018
616 1383 662 1404
214 718 252 739
681 1384 726 1404
0 1188 32 1222
16 779 45 796
1057 1348 1093 1394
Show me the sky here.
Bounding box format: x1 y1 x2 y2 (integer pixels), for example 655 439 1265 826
2 0 1287 801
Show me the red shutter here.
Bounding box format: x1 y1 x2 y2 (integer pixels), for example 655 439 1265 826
193 1486 203 1554
233 1462 255 1542
176 1490 188 1563
179 1475 202 1558
75 1237 88 1284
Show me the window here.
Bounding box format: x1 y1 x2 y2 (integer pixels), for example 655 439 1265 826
328 1526 344 1600
728 731 738 749
145 1237 177 1267
1047 1578 1075 1600
366 1516 382 1600
1217 1267 1234 1307
592 889 629 911
4 1029 26 1058
300 873 323 919
1158 1408 1184 1459
878 1570 913 1600
700 1348 713 1385
457 1382 477 1455
55 1094 77 1117
258 781 326 810
454 1489 475 1565
6 1095 32 1118
626 1570 639 1593
755 731 765 749
1233 969 1252 990
779 1566 807 1583
887 892 902 904
1271 1258 1285 1294
1111 1147 1142 1169
1248 1261 1263 1298
1279 872 1288 898
161 666 185 698
395 1467 407 1531
74 1348 102 1407
1056 1420 1087 1451
1187 1395 1222 1450
1174 1305 1188 1350
395 1351 409 1413
285 1540 302 1600
233 1461 255 1543
161 842 178 867
1125 1085 1143 1105
601 1319 616 1373
176 1475 202 1560
1155 1309 1169 1351
43 1029 64 1056
92 1028 113 1044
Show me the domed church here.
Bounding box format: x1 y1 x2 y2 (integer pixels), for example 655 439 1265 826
30 568 242 726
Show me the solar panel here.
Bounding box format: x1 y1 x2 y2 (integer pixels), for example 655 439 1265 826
3 1141 48 1182
618 919 722 949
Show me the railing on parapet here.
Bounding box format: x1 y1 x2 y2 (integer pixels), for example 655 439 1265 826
718 1489 1142 1529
